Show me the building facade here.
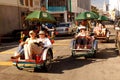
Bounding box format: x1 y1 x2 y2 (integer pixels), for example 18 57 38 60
71 0 91 20
109 0 120 18
0 0 91 42
0 0 42 40
47 0 91 22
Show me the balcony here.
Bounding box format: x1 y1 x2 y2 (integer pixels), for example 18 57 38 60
48 6 66 12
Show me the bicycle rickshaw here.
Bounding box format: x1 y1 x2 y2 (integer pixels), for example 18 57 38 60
11 10 56 72
94 28 110 42
94 15 110 42
11 47 53 72
71 32 98 58
72 11 99 58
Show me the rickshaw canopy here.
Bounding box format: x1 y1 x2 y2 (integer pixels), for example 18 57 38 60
25 10 56 23
75 11 98 20
98 15 109 21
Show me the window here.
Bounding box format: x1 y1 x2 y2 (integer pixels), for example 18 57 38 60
30 0 33 7
48 0 66 6
25 0 28 6
20 0 24 5
58 23 70 27
34 1 39 6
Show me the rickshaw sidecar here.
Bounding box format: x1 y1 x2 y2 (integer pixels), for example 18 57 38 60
11 48 53 72
71 38 98 58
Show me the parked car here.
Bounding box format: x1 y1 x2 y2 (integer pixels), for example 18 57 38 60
55 22 77 36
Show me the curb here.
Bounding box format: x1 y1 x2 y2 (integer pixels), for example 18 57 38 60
0 45 18 49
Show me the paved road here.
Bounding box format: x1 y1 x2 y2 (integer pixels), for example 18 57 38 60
1 25 120 80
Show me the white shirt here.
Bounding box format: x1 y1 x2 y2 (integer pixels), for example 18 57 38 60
37 38 52 48
77 25 86 32
77 32 86 37
78 26 86 30
25 38 37 44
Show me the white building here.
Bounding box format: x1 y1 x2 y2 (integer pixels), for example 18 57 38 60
103 1 109 12
47 0 91 22
109 0 120 17
71 0 91 18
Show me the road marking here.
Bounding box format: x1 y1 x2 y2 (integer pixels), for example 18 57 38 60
0 61 13 66
0 52 14 54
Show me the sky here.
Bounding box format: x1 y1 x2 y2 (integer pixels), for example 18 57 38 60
91 0 120 11
109 0 120 11
91 0 109 9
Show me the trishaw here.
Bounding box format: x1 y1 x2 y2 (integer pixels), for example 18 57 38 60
73 11 99 58
11 10 56 72
94 15 110 42
71 32 98 58
11 47 53 72
94 29 110 42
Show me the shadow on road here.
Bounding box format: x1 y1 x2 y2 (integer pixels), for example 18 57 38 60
95 48 118 59
100 39 115 43
47 47 118 74
47 56 96 74
17 48 118 73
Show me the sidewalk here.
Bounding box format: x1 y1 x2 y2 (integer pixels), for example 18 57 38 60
0 42 18 50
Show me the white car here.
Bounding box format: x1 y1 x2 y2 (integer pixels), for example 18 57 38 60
55 22 77 36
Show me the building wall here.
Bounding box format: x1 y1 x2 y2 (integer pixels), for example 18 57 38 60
71 0 90 13
109 0 120 17
0 0 18 6
0 0 41 36
71 0 77 13
0 5 20 35
71 0 91 19
47 0 91 22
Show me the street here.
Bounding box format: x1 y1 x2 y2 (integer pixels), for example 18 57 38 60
0 25 120 80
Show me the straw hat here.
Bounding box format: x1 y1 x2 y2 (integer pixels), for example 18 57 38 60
78 26 86 30
29 30 35 34
38 31 45 35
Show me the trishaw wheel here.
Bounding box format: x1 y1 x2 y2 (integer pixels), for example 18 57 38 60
71 50 75 57
106 37 109 42
85 50 96 59
93 50 97 58
43 51 52 72
16 63 24 70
